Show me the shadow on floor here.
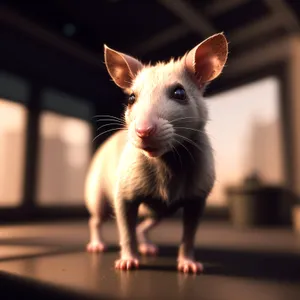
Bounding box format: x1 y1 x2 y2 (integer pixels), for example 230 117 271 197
0 271 111 300
1 240 299 283
97 244 300 283
136 245 300 283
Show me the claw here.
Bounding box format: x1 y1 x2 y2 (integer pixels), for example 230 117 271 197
177 258 204 274
115 257 139 270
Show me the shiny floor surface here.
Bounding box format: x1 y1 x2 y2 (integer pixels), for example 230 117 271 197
0 220 300 300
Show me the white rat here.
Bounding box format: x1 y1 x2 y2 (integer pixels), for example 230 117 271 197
85 33 228 273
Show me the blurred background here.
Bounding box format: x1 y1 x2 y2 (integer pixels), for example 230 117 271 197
1 1 300 299
0 0 300 229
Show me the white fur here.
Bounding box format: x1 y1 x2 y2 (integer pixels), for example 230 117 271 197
85 33 228 271
86 57 215 213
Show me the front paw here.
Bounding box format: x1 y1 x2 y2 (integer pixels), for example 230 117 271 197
177 257 204 274
86 241 107 253
115 257 139 270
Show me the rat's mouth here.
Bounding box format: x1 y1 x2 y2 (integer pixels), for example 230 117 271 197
142 146 158 152
140 145 162 157
130 134 167 157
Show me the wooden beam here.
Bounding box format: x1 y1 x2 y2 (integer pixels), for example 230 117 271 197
157 0 216 36
224 36 290 78
133 23 189 56
263 0 300 32
206 0 250 16
138 0 287 56
22 84 41 211
229 15 282 45
0 6 104 69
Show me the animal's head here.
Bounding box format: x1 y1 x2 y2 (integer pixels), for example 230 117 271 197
104 33 228 158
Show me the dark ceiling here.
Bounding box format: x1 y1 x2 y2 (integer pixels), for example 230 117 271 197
0 0 299 108
3 0 300 64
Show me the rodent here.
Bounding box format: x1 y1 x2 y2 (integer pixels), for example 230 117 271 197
85 33 228 274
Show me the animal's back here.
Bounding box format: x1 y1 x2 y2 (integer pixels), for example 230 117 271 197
85 130 127 213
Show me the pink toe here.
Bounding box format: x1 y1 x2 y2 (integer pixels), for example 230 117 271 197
115 258 139 270
139 244 159 256
197 262 204 272
134 259 139 267
126 261 131 269
178 259 204 274
86 242 106 253
192 264 197 273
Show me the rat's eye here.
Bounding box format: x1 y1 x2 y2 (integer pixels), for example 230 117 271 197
128 93 136 105
172 86 186 101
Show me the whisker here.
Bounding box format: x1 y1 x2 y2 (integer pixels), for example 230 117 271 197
174 133 204 154
95 118 124 124
155 127 173 137
92 115 125 125
174 138 195 163
97 123 126 132
92 114 124 122
174 126 205 134
156 131 173 141
93 127 127 143
170 116 200 124
169 142 182 167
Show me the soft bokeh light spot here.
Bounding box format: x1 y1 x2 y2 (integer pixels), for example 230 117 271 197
206 77 283 206
37 112 92 206
0 99 27 206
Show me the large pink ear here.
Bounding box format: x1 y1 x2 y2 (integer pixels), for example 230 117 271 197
104 45 143 90
185 33 228 88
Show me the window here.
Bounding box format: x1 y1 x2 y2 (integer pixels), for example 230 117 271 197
37 112 92 206
0 99 27 206
36 88 94 206
205 77 284 207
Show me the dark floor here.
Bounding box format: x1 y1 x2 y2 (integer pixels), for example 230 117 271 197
0 220 300 300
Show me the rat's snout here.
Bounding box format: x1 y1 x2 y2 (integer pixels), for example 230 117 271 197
131 115 173 157
135 119 157 138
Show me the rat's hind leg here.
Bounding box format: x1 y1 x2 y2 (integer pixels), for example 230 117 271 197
136 204 162 256
137 216 160 256
86 194 111 253
87 214 106 252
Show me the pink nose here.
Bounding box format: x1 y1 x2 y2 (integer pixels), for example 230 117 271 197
135 121 157 138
